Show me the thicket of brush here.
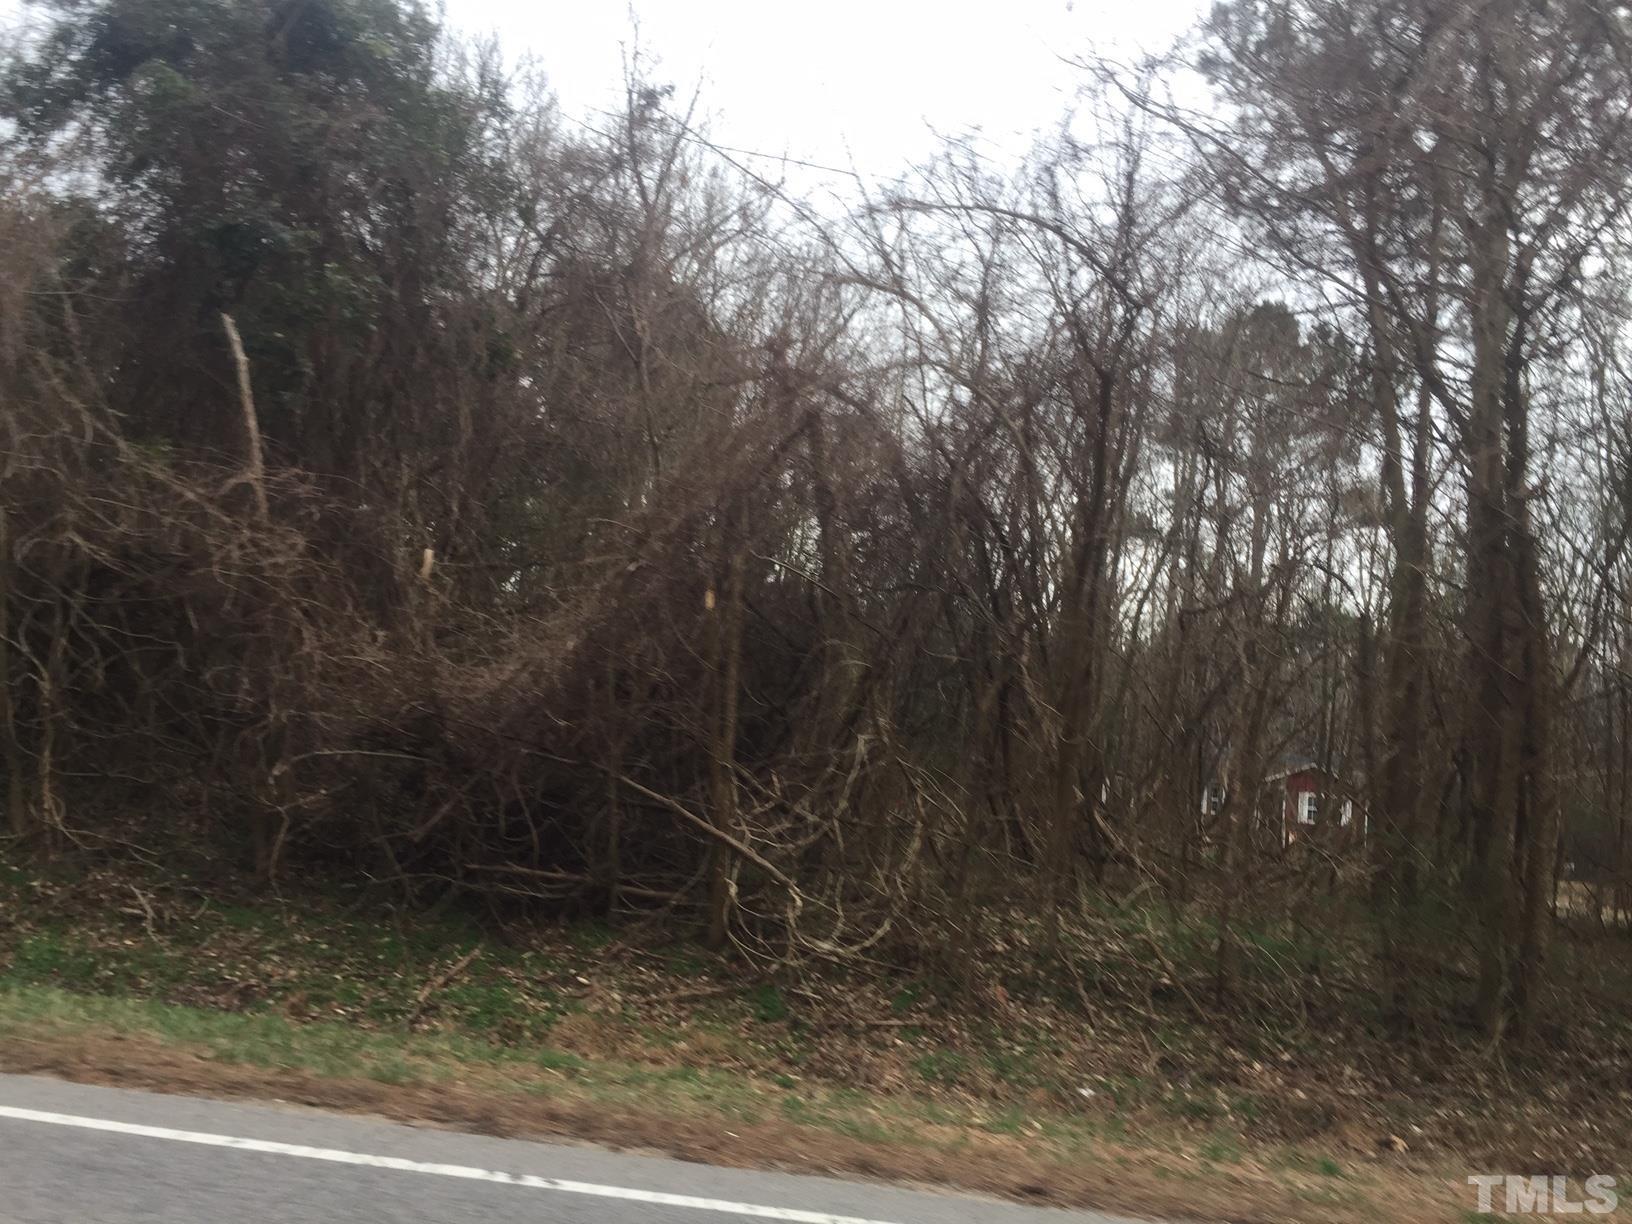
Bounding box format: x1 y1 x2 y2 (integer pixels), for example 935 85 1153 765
4 0 1632 1044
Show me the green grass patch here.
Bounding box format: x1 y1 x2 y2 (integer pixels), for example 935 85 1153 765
747 983 790 1024
0 983 752 1123
1161 1085 1223 1122
912 1048 970 1086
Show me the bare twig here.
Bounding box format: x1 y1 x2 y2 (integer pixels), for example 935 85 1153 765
408 946 482 1026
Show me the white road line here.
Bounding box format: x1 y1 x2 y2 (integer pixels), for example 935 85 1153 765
0 1104 904 1224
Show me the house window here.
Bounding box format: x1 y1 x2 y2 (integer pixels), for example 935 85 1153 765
1297 792 1318 824
1202 783 1225 815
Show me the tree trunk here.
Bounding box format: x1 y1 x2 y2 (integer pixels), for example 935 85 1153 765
0 506 26 840
1465 223 1524 1038
705 507 747 950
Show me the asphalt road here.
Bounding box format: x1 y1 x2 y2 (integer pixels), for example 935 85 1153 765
0 1073 1153 1224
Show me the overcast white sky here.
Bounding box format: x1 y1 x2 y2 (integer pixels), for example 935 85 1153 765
448 1 1207 180
2 0 1209 177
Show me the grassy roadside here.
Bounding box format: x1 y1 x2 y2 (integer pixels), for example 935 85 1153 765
0 984 1469 1224
0 860 1620 1222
